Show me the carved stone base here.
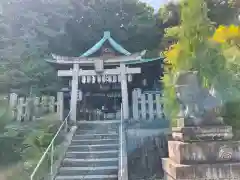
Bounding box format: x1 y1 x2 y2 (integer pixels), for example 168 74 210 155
172 126 233 141
177 117 224 127
168 140 240 164
162 158 240 180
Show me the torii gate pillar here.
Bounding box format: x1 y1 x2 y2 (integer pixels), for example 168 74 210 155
120 64 129 120
70 63 79 123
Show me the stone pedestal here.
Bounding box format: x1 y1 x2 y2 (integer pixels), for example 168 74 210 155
162 124 240 180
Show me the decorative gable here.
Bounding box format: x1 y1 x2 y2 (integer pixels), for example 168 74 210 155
101 46 116 58
80 31 131 58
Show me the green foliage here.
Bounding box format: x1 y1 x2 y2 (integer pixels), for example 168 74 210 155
162 0 213 119
161 0 240 124
159 2 180 27
53 0 161 55
0 0 72 93
0 0 162 95
221 101 240 129
158 0 240 48
0 112 62 179
206 0 240 25
161 73 179 120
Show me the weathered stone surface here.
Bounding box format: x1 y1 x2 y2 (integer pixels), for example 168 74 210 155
168 140 240 164
172 126 233 141
163 72 238 180
175 71 223 127
127 128 168 180
177 116 224 128
176 117 224 127
162 158 240 180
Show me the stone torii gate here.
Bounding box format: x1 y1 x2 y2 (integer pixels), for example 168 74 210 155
57 62 141 122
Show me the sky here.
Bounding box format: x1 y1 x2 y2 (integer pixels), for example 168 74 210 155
142 0 178 10
141 0 162 9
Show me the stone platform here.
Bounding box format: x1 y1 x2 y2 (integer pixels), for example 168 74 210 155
168 140 240 164
162 125 240 180
172 126 233 141
162 158 240 180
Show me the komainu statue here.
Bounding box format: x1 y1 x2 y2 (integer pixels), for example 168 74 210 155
175 71 224 126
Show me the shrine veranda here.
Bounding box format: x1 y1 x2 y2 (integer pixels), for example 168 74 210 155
46 31 164 122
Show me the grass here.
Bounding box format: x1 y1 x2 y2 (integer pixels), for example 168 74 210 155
0 93 62 180
0 94 8 117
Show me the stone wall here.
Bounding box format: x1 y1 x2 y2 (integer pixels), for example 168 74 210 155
127 128 169 180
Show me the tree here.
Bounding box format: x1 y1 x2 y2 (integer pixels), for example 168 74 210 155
158 0 240 28
206 0 240 25
158 2 180 28
162 0 236 121
0 0 161 94
50 0 161 55
211 25 240 128
0 0 73 94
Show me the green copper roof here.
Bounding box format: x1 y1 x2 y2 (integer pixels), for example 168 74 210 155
123 57 164 65
80 31 131 57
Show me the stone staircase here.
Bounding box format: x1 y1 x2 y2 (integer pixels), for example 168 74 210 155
55 120 120 180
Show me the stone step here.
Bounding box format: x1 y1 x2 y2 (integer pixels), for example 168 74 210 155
55 174 118 180
73 134 118 140
62 158 118 167
75 130 118 134
71 139 118 145
68 144 119 151
75 122 119 132
75 126 118 132
77 120 120 124
66 150 119 159
58 166 118 176
55 120 120 180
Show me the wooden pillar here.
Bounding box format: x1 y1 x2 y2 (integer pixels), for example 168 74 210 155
70 64 79 123
120 64 129 120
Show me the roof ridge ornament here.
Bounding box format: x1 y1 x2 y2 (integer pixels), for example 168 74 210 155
140 50 147 57
104 31 111 38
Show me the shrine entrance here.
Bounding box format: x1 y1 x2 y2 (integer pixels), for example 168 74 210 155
47 31 163 122
77 83 122 121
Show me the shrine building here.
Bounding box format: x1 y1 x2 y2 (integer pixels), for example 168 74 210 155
46 31 164 122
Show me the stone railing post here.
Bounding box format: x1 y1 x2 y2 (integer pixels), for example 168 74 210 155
57 92 64 121
17 97 25 122
9 93 18 118
34 97 41 117
49 96 56 113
